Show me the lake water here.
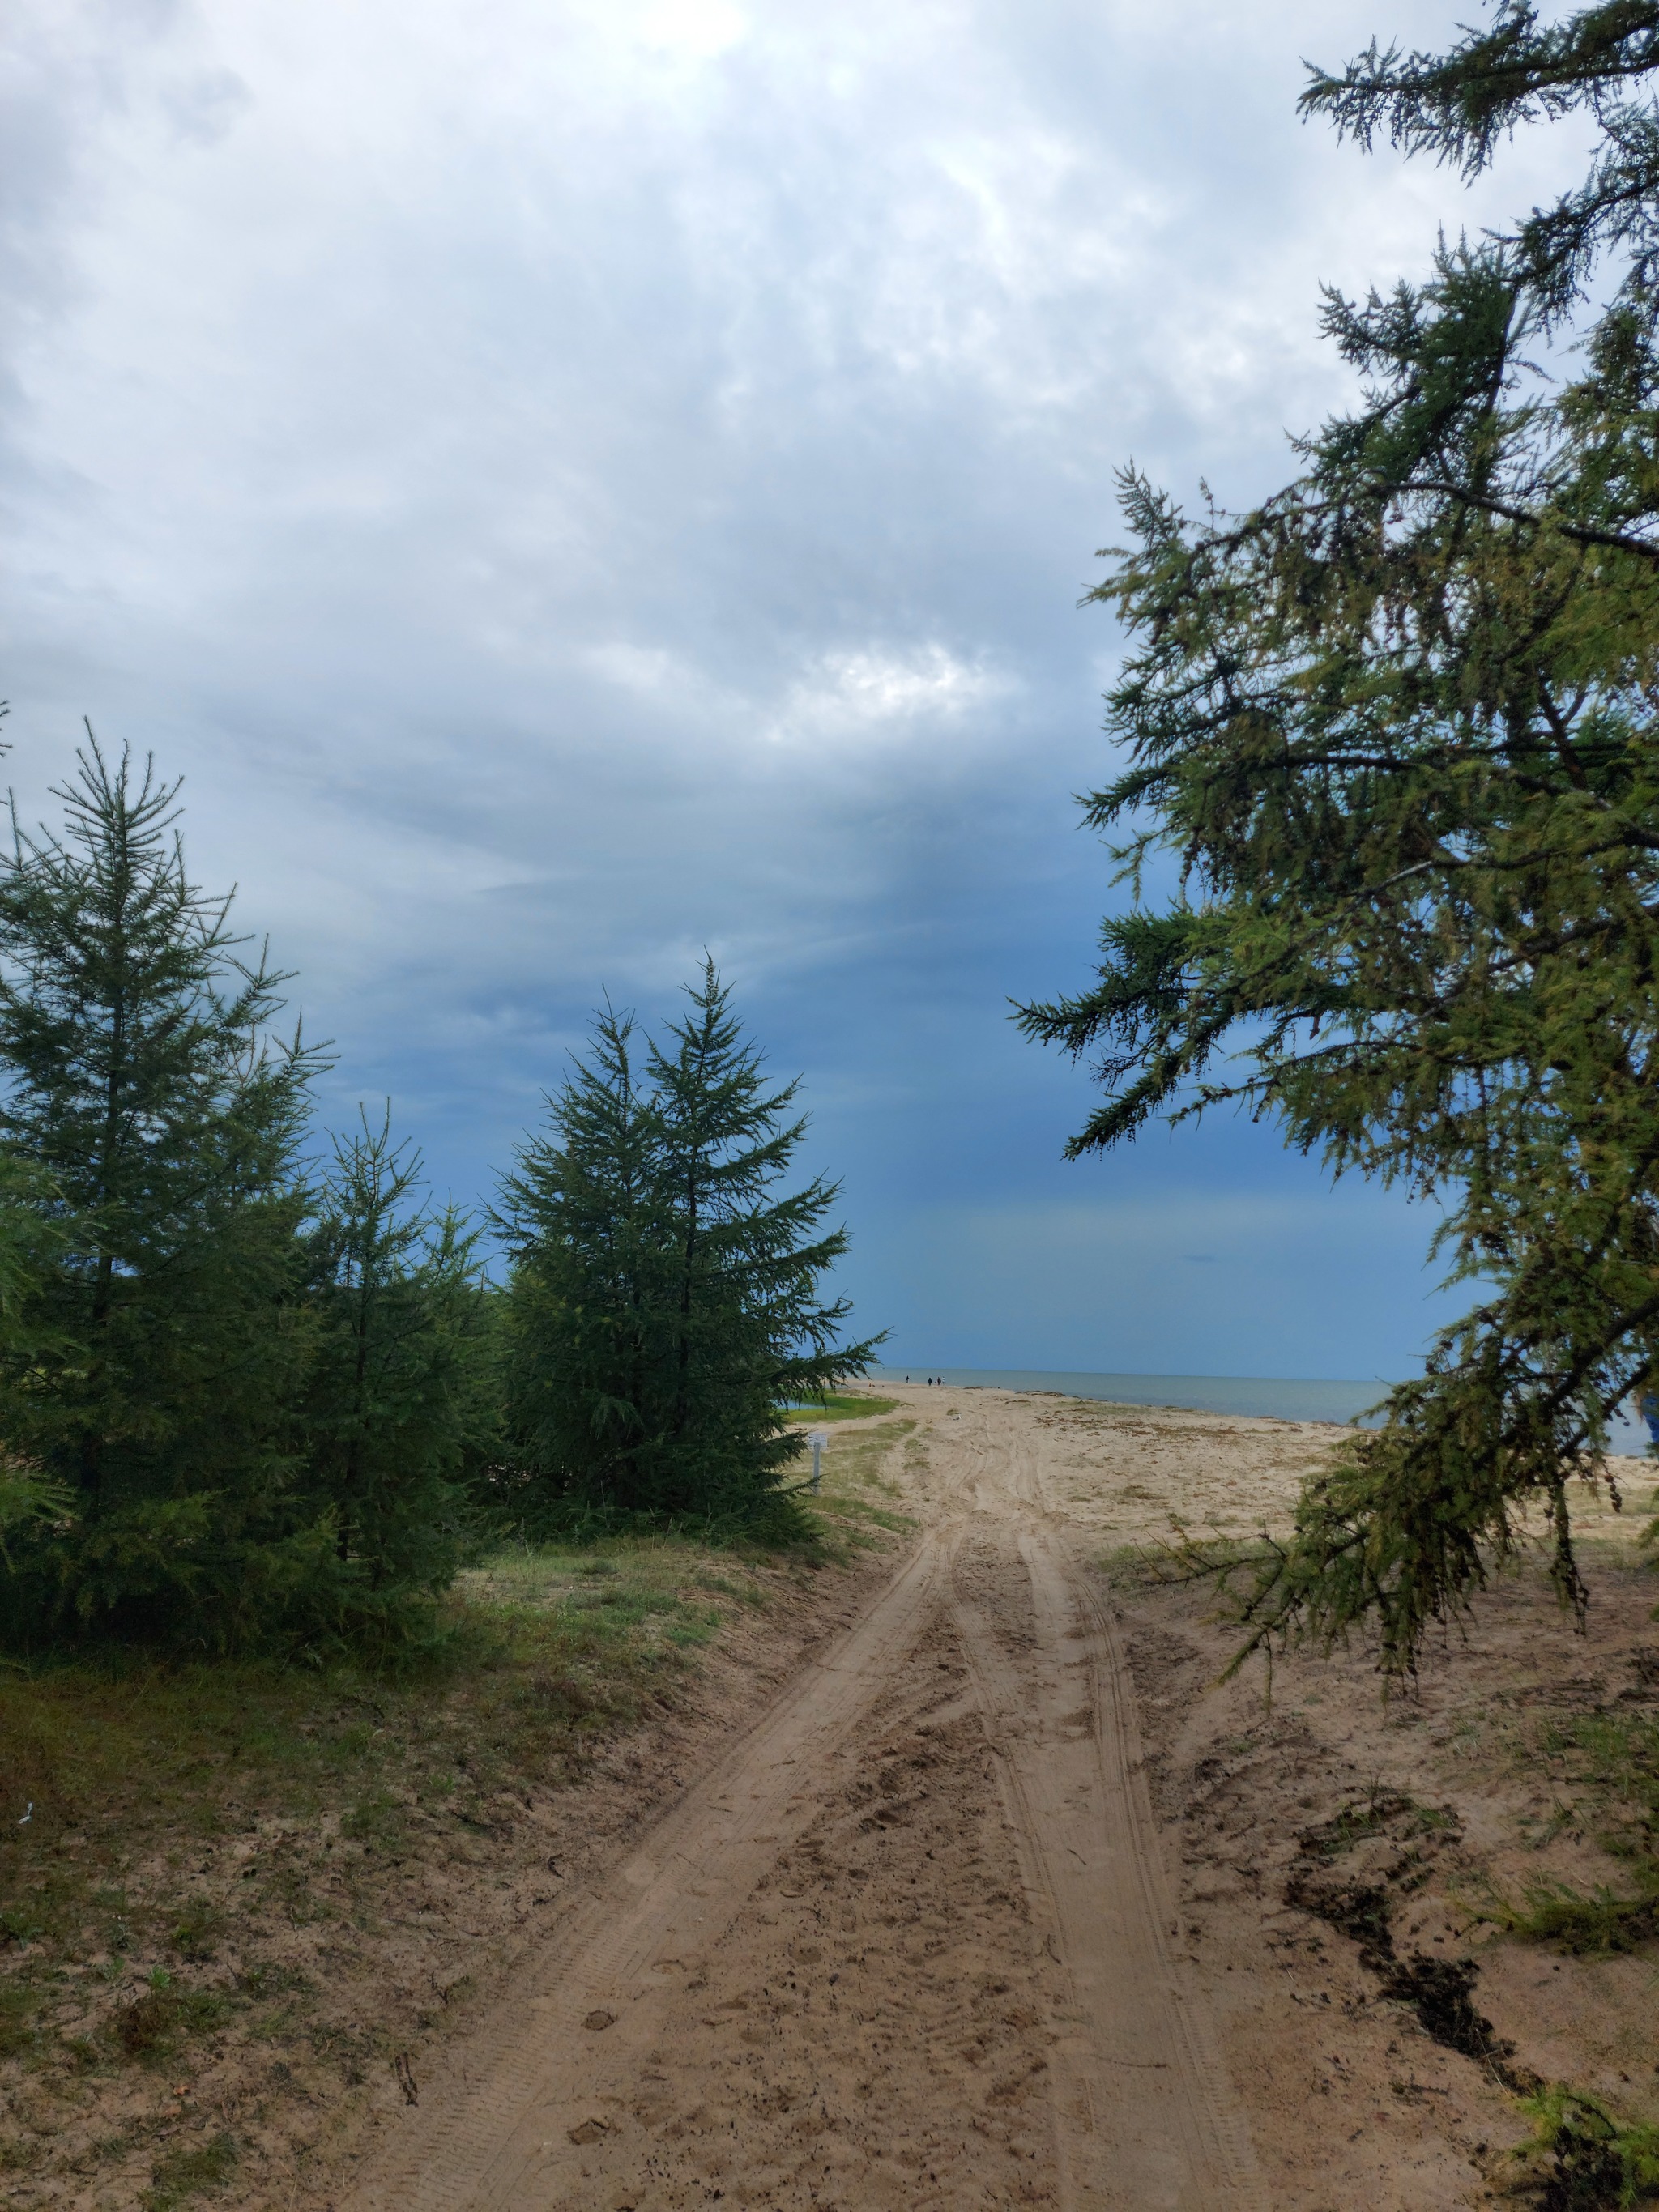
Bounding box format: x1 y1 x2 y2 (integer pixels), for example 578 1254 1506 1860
869 1366 1653 1453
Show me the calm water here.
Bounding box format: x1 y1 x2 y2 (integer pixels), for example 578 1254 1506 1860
870 1365 1652 1451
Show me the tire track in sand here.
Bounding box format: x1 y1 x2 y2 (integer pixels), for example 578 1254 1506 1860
343 1388 1262 2210
946 1387 1261 2209
343 1534 951 2212
952 1524 1261 2209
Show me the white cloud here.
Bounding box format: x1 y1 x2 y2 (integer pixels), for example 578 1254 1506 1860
766 644 1011 750
633 0 748 61
0 0 1596 1364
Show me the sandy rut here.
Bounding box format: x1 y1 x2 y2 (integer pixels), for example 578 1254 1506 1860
343 1391 1264 2210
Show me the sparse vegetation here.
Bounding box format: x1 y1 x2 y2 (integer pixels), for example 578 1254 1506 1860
1470 1699 1659 1958
1481 1874 1659 1957
1514 2086 1659 2212
140 2129 238 2211
0 1506 888 2203
1296 1789 1459 1865
799 1417 915 1500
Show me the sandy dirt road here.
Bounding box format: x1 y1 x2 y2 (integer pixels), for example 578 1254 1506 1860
344 1387 1272 2210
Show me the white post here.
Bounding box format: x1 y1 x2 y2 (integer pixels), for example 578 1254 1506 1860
808 1430 828 1492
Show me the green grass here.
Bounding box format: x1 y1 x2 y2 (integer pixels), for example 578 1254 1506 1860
1513 2086 1659 2210
0 1476 913 2205
141 2130 238 2210
0 1566 702 1949
781 1392 902 1424
1480 1704 1659 1957
0 1525 855 2193
1476 1872 1659 1956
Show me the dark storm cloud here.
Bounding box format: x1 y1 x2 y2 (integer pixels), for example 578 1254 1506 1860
0 0 1586 1374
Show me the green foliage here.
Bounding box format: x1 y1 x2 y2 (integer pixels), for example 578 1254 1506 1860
1482 1870 1659 1954
0 735 488 1652
497 1000 673 1518
303 1110 484 1609
1020 5 1659 1670
498 964 881 1526
0 1463 73 1564
0 1146 68 1338
782 1391 901 1422
0 729 859 1653
1515 2085 1659 2211
0 737 335 1648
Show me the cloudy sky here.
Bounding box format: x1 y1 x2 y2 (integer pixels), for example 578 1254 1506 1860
2 1 1589 1379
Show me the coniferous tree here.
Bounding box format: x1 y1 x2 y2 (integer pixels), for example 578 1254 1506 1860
1021 2 1659 1670
646 961 878 1517
303 1110 481 1609
0 1151 71 1557
0 736 331 1646
501 966 879 1524
497 1004 668 1511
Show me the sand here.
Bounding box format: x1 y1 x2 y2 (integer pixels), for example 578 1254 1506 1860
318 1383 1659 2210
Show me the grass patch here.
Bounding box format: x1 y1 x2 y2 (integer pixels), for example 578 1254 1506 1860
1477 1873 1659 1956
781 1392 901 1424
1513 2086 1659 2210
168 1904 227 1964
801 1418 915 1503
141 2130 238 2210
0 1978 39 2061
113 1971 232 2063
1489 1705 1659 1950
0 1521 868 2197
814 1493 915 1537
796 1419 919 1556
1534 1710 1659 1856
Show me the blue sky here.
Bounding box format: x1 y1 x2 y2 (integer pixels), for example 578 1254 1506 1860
2 2 1588 1378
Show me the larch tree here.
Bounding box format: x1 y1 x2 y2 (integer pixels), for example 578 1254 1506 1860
1019 2 1659 1670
